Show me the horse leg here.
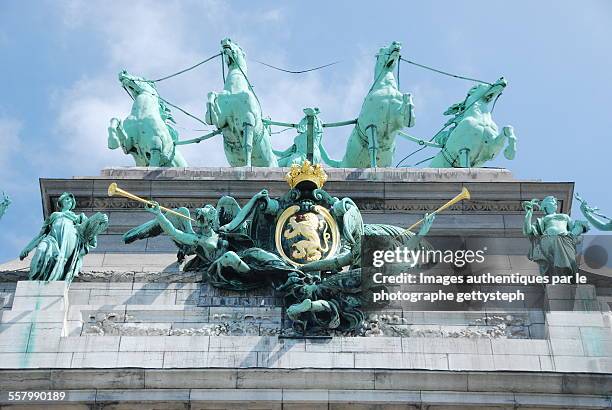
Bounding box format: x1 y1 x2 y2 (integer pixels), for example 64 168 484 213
107 118 122 150
171 149 188 167
429 152 452 168
243 122 254 167
401 93 416 127
205 92 219 126
458 148 471 168
366 125 378 168
147 135 167 167
502 125 517 160
149 150 162 167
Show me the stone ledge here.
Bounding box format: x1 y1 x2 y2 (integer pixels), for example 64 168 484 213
0 386 608 409
2 369 610 396
99 166 521 183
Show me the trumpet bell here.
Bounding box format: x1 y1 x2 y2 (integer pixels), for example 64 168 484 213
108 182 118 197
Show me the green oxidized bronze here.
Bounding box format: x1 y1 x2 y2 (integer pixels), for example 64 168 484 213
206 38 278 167
576 194 612 231
322 41 415 168
108 70 188 167
120 161 436 334
105 38 520 169
274 108 325 166
522 196 589 276
20 192 109 282
427 78 517 167
0 192 10 220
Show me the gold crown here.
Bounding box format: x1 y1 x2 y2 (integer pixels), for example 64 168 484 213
285 160 328 189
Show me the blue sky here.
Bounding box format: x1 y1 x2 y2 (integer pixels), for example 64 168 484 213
1 0 611 262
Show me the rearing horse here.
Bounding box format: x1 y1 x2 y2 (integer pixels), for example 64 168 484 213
205 38 277 167
108 70 187 167
322 41 415 168
428 78 517 168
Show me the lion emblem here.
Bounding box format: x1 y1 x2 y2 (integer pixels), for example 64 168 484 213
283 212 331 262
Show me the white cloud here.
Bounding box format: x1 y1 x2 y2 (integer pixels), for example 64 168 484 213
53 76 134 172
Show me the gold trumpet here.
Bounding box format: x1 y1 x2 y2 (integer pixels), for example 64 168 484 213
406 187 471 232
107 182 195 222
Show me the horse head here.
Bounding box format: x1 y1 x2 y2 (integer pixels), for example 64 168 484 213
220 38 248 73
118 70 158 99
445 77 507 117
374 41 402 81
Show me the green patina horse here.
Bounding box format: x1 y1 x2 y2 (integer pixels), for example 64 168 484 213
429 78 517 168
322 41 415 168
108 70 188 167
206 38 277 167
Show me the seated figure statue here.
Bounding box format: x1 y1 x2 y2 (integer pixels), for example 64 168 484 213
19 192 109 282
523 196 589 276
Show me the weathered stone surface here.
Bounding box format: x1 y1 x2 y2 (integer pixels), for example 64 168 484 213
14 281 68 297
448 354 495 371
0 369 52 390
163 351 258 368
354 353 448 370
145 369 237 389
50 369 145 389
546 312 605 327
491 339 550 356
553 355 612 373
101 166 518 182
420 390 515 407
375 370 467 391
59 336 121 352
190 388 283 403
259 351 355 369
513 392 611 409
402 337 492 355
550 338 585 356
467 372 563 394
120 335 209 352
0 352 73 368
237 369 375 390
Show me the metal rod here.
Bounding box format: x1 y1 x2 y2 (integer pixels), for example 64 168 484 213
263 119 298 128
306 114 314 163
397 131 443 148
323 119 357 128
175 129 223 145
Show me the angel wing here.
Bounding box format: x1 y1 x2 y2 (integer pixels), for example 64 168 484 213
332 198 363 246
215 196 243 231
